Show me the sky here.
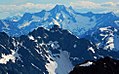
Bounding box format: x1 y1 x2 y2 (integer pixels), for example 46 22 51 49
0 0 119 19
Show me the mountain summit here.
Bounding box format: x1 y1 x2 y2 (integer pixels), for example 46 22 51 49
0 5 119 37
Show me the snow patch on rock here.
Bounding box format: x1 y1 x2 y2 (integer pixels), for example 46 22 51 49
88 47 95 53
80 61 93 67
0 49 21 64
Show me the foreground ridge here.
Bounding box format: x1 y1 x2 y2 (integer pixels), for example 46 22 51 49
69 57 119 74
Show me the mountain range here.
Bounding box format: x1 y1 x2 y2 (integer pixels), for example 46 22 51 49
0 25 119 74
0 5 119 37
0 5 119 74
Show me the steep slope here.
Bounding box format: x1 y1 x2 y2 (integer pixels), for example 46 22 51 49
0 25 119 74
69 57 119 74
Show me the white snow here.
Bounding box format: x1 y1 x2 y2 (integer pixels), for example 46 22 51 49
12 38 20 47
94 56 97 59
88 47 95 53
35 48 42 55
40 42 45 46
56 13 61 20
34 40 38 42
80 61 93 67
45 60 57 74
0 44 6 49
45 55 57 74
13 20 18 22
102 34 108 40
99 27 108 32
106 37 114 44
98 26 118 50
100 34 105 36
48 41 60 50
37 36 41 39
19 21 31 29
99 26 112 32
104 43 114 50
28 35 35 40
53 19 60 27
0 49 21 64
104 35 114 50
0 51 15 64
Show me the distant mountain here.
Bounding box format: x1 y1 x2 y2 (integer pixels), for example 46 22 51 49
0 25 119 74
69 57 119 74
84 26 119 51
0 5 119 37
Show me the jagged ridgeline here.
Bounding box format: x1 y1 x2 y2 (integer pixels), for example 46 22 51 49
0 5 119 37
0 25 119 74
1 5 119 52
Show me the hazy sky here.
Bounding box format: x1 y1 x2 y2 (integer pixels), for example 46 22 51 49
0 0 119 19
0 0 119 5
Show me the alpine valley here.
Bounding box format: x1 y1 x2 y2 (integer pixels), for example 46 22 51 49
0 5 119 74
